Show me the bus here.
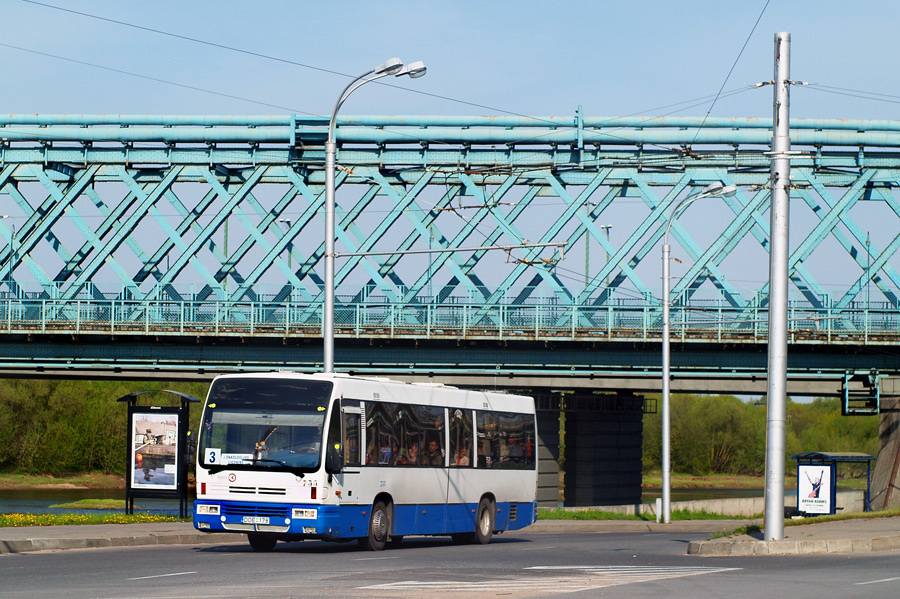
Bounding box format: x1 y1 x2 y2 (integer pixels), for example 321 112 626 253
193 372 538 551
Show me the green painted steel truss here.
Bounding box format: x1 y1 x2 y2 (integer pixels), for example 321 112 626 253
1 113 899 342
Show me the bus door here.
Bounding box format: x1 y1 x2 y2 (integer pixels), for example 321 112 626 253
334 400 363 502
445 408 476 532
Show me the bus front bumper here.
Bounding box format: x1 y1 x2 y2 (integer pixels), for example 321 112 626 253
193 500 341 539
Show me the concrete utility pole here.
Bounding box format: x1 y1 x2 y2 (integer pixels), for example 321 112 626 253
764 31 791 542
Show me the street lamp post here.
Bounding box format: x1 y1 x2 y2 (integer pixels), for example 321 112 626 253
324 58 427 373
1 215 13 294
599 224 612 290
661 182 736 524
278 218 293 270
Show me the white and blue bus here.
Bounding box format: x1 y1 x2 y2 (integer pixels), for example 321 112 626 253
193 372 538 551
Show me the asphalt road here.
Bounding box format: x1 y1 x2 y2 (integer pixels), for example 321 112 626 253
2 531 899 598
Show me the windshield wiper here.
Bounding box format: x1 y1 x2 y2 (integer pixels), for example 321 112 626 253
205 458 306 477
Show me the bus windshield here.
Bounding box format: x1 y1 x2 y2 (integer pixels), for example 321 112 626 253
198 378 333 474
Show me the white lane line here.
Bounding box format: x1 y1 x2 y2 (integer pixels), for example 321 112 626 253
856 576 900 586
127 571 196 581
354 555 401 561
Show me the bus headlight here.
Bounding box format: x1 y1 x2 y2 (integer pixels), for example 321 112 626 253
196 504 220 515
292 508 317 519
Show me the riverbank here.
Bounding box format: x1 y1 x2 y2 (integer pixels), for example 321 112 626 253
0 473 124 491
640 471 869 490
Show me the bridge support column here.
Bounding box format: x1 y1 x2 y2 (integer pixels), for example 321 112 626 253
535 402 563 508
870 378 900 510
561 392 644 507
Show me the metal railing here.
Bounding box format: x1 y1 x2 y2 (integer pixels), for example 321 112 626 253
2 297 897 345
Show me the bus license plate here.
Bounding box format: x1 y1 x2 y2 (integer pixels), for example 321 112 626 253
242 516 269 524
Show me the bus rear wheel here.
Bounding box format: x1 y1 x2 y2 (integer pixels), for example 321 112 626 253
248 533 277 552
474 498 495 545
361 501 391 551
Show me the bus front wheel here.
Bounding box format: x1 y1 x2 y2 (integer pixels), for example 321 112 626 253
474 498 495 545
361 501 391 551
248 533 277 552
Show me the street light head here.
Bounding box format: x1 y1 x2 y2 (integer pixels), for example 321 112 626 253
396 60 427 79
375 57 404 75
700 182 725 196
721 184 738 197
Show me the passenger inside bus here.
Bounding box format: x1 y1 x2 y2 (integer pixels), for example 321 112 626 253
422 437 444 466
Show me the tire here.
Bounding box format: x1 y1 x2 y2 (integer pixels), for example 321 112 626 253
362 501 391 551
247 533 277 552
474 498 495 545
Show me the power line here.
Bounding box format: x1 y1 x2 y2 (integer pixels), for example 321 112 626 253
690 0 771 144
0 42 306 114
804 84 900 106
16 0 758 153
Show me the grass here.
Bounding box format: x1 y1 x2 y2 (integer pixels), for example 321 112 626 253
0 472 124 490
538 507 760 522
0 512 187 527
48 499 126 510
785 505 900 527
640 471 869 491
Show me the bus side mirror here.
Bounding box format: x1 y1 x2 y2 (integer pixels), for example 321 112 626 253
325 443 343 474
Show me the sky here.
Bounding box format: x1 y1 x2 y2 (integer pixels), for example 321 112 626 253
3 0 900 122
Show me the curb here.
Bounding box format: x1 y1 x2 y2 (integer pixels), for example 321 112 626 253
0 532 236 555
687 533 900 556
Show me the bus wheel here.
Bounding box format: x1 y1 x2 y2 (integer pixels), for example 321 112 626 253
363 501 391 551
248 534 277 552
474 498 495 545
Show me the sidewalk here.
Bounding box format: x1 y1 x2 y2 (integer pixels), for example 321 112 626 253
686 516 900 556
0 522 236 554
1 518 899 556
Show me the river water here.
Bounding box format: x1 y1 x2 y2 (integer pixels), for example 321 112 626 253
0 488 183 516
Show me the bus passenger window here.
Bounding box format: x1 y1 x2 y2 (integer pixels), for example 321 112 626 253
449 408 473 467
393 404 418 466
342 411 360 466
476 411 500 468
417 405 445 466
365 401 399 465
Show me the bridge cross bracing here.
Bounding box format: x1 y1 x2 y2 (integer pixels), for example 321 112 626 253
1 113 900 349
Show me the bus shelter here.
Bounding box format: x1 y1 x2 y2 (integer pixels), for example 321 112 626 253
791 452 876 516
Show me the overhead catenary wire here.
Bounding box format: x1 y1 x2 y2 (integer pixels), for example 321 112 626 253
689 0 771 145
13 0 763 157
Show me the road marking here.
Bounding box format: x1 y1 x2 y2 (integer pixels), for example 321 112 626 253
361 565 740 593
127 571 196 581
856 576 900 586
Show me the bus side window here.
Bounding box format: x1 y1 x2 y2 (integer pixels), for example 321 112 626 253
449 408 473 467
476 411 500 468
499 412 534 469
342 403 361 467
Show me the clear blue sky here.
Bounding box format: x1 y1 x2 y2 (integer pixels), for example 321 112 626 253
3 0 899 121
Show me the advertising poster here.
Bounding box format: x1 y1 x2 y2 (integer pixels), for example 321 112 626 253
131 411 179 490
797 464 832 515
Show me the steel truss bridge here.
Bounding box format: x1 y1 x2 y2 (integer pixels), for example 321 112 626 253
1 112 900 392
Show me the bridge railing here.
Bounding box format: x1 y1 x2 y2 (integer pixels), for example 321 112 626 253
2 298 898 345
